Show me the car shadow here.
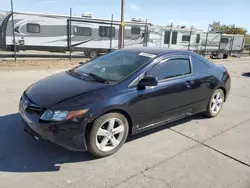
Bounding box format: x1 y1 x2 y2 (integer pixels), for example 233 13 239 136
0 113 96 173
0 112 205 173
242 72 250 77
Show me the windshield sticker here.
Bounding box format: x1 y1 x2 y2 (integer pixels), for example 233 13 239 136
138 52 156 58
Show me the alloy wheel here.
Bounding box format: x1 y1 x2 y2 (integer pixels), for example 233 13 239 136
210 91 224 114
96 118 125 152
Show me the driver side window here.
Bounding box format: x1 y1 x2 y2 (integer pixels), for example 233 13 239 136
147 58 191 81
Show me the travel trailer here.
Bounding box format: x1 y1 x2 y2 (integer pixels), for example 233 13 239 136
147 25 245 59
147 25 203 51
0 10 246 59
200 33 245 58
0 11 150 57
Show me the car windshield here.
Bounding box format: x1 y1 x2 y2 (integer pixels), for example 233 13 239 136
73 51 154 82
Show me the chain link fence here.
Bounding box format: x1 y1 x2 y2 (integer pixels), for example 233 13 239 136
0 3 249 60
0 7 150 60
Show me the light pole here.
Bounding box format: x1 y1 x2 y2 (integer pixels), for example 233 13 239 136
120 0 125 48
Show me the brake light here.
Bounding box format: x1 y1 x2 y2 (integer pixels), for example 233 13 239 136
226 68 230 77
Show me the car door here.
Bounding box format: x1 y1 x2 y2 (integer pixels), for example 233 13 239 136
189 55 214 112
129 55 197 130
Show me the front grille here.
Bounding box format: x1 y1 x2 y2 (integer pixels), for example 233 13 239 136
21 94 44 114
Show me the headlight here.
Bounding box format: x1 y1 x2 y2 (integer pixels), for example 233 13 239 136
40 109 88 121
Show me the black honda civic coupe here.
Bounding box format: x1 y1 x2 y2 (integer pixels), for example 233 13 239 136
19 48 231 157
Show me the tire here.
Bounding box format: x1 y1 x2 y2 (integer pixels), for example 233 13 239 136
84 51 90 57
205 89 225 118
223 54 228 59
90 51 97 58
87 113 129 158
217 52 223 59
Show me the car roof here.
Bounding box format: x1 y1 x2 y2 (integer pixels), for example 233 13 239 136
119 47 215 67
119 47 190 56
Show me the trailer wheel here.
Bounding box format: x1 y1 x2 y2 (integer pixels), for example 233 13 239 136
90 51 97 58
223 54 228 59
217 52 223 59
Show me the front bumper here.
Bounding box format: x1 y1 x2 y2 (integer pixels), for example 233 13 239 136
19 98 88 152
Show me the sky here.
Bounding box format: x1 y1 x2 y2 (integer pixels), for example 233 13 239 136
1 0 250 32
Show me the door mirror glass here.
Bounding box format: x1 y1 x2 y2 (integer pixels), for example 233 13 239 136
138 76 158 88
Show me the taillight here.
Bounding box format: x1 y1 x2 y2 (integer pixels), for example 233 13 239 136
226 69 230 77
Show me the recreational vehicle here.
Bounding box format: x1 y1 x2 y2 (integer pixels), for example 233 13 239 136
0 11 150 58
148 25 203 52
0 10 246 59
147 25 245 59
200 33 245 58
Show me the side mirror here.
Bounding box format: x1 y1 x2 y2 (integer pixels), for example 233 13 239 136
138 76 158 88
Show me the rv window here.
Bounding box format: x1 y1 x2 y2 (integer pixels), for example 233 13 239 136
182 35 190 42
131 27 141 35
196 34 200 43
171 32 178 44
27 23 40 33
220 38 229 44
164 31 170 44
99 26 115 37
74 27 92 36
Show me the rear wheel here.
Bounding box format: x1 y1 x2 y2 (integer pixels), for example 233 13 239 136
205 89 225 118
87 113 129 158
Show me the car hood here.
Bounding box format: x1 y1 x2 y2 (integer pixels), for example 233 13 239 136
25 71 106 108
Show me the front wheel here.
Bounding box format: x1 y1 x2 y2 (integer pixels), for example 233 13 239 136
205 89 225 118
87 113 129 158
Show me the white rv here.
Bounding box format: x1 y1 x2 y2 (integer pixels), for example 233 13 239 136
147 25 245 59
200 33 245 58
0 11 150 57
0 10 246 59
148 25 203 52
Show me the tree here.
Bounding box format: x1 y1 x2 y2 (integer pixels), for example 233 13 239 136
209 21 247 35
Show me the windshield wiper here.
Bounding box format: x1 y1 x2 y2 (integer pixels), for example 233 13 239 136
87 73 109 84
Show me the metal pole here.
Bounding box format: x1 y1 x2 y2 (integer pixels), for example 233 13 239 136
240 36 245 51
120 0 125 48
168 22 173 48
10 0 16 61
69 8 72 60
218 32 222 51
188 25 193 51
230 34 235 56
109 14 113 52
204 25 209 55
144 19 148 47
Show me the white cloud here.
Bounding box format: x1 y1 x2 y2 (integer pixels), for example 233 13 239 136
129 3 140 11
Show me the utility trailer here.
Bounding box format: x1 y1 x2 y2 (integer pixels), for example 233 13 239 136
0 11 150 58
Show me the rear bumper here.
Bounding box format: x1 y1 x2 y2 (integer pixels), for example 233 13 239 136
225 77 231 101
19 105 88 152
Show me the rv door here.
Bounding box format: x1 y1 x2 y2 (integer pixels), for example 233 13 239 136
219 37 230 51
231 36 244 52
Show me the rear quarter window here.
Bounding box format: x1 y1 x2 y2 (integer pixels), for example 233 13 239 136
192 56 210 74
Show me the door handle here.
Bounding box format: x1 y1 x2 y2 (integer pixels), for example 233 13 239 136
185 80 194 88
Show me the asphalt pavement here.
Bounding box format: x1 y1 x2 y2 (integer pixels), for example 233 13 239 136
0 58 250 188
